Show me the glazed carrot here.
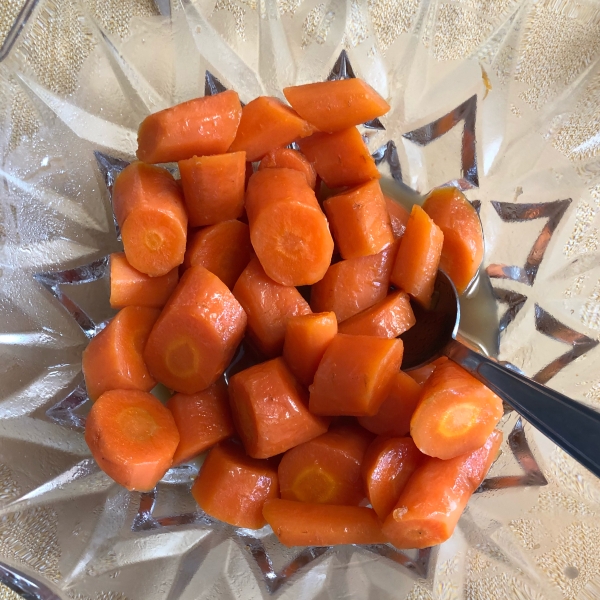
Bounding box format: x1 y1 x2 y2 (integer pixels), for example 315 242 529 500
338 290 415 338
178 151 246 227
166 379 235 464
112 162 188 277
82 306 160 401
298 127 380 188
144 265 247 394
233 257 311 357
258 147 317 189
245 168 333 286
228 97 314 161
192 440 278 529
263 500 386 546
323 180 393 259
136 90 242 163
283 79 390 133
362 436 422 519
390 205 444 308
85 389 180 491
309 334 404 416
382 430 502 549
278 424 372 505
358 370 422 437
310 242 397 322
384 195 409 239
183 220 252 289
282 312 337 387
109 252 178 309
410 360 503 460
228 358 328 458
423 186 484 294
406 356 448 386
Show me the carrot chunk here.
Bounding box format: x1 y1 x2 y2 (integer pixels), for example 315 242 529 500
136 90 242 163
109 252 178 309
183 220 252 289
166 379 235 464
263 499 386 546
258 147 317 189
144 265 247 394
309 334 404 416
406 356 448 386
192 440 278 529
233 257 311 357
228 97 314 161
82 306 159 401
410 360 503 460
228 357 328 458
85 389 180 491
390 205 444 308
362 436 422 519
283 79 390 133
384 195 409 239
298 127 380 189
382 430 502 549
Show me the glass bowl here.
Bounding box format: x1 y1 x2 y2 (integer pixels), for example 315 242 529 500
1 1 600 598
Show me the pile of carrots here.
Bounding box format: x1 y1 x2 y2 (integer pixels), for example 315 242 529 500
83 77 502 550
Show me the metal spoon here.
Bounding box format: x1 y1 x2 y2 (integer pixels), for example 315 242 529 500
400 270 600 480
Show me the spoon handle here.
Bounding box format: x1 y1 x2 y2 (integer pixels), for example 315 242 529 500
445 338 600 479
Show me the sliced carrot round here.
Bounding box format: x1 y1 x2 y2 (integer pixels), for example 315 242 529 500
258 147 317 189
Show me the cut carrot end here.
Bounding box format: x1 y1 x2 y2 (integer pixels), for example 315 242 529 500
291 466 338 504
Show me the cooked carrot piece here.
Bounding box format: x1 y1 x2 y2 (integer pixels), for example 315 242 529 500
338 290 415 338
192 441 278 529
263 499 386 546
283 79 390 133
85 389 180 491
233 257 311 357
82 306 160 401
358 370 422 437
228 358 328 459
390 205 444 308
406 356 448 386
323 180 393 259
298 127 380 189
382 430 502 549
283 312 337 387
136 90 242 163
258 147 317 189
109 252 178 309
423 187 484 294
183 220 252 289
112 162 188 277
144 265 247 394
245 168 333 286
309 334 404 416
310 242 397 322
384 195 409 239
410 360 503 460
166 379 235 464
178 151 246 227
228 97 314 161
362 436 422 519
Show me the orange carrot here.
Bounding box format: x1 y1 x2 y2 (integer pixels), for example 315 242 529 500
136 90 242 163
410 360 503 460
228 357 328 459
85 389 180 491
382 430 502 549
406 356 448 386
390 205 444 308
283 79 390 133
232 257 311 357
82 306 160 401
263 499 386 546
144 265 247 394
183 220 252 289
258 147 317 189
384 195 410 239
109 252 178 309
166 379 235 464
112 162 188 277
309 334 404 416
192 440 278 529
228 97 314 161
